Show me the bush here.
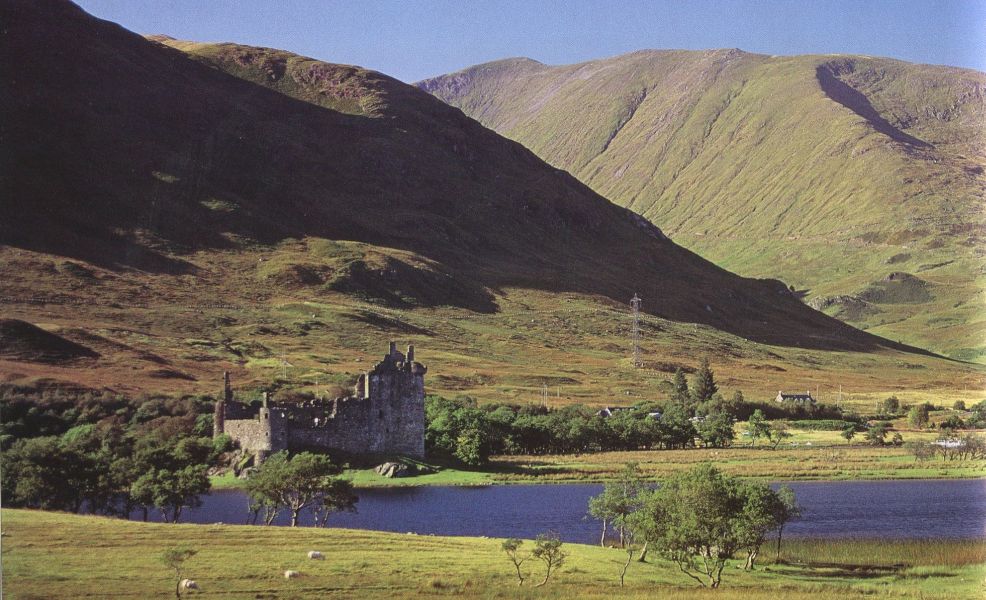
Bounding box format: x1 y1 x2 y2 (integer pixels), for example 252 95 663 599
789 419 858 431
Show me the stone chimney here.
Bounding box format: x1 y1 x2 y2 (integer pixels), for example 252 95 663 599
407 344 415 362
389 341 397 358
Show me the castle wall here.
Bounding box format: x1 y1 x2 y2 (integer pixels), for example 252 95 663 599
223 409 288 461
216 343 426 461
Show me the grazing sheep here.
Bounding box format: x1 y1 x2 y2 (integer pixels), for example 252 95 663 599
284 570 301 579
180 579 198 590
307 551 324 560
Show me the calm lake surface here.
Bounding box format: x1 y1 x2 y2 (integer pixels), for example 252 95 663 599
167 479 986 543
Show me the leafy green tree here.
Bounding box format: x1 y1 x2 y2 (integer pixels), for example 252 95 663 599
690 358 718 405
531 533 567 587
768 422 792 449
878 396 901 416
658 403 697 449
628 464 744 588
695 412 735 448
244 451 352 526
670 369 689 404
587 462 646 547
747 410 771 447
160 546 197 599
312 477 358 527
865 421 892 446
734 482 786 570
938 415 965 430
841 424 856 445
908 404 930 429
773 485 801 562
953 400 966 411
131 465 210 523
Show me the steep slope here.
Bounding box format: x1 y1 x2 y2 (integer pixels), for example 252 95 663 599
1 0 893 351
418 51 986 360
3 1 981 404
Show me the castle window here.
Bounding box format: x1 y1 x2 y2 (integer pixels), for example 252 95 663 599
378 410 384 419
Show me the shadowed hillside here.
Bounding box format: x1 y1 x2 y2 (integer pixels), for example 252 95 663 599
3 1 982 403
0 0 903 352
418 51 986 360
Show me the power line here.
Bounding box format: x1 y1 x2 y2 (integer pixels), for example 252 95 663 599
630 293 642 368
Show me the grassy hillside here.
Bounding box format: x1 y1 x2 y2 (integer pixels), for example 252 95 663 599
1 1 982 404
3 509 985 599
418 51 986 361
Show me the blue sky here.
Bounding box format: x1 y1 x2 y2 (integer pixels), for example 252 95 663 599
76 0 986 82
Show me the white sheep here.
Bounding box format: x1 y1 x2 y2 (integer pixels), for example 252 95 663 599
307 551 324 560
180 579 198 590
284 570 301 579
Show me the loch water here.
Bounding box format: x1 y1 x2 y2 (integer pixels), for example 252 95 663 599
153 479 986 543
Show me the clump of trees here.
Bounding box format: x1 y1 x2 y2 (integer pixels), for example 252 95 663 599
500 533 567 587
244 451 357 526
1 419 225 522
588 462 646 547
587 463 798 589
427 362 747 465
911 431 986 462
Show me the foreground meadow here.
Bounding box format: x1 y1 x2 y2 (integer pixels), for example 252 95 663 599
2 509 984 599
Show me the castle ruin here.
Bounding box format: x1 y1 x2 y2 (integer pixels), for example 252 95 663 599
213 343 426 462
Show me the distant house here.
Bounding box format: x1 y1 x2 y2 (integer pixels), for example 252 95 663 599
596 406 634 418
596 406 661 420
775 390 815 405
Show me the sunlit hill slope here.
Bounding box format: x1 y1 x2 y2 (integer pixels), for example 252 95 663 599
418 50 986 361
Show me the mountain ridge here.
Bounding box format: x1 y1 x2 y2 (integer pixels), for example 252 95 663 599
4 0 981 403
417 50 986 360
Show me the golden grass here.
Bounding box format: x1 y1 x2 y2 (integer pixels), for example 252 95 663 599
2 509 984 599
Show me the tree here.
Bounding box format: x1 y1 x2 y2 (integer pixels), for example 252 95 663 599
695 412 735 448
908 404 930 429
734 482 786 570
131 465 210 523
768 422 792 450
841 424 856 445
747 410 771 447
629 464 745 588
690 358 718 405
658 403 697 449
619 528 636 587
244 451 352 527
531 533 567 587
501 538 528 586
670 369 689 404
865 421 892 446
773 485 800 562
312 477 358 527
953 400 966 411
878 396 900 416
587 462 645 547
160 546 197 599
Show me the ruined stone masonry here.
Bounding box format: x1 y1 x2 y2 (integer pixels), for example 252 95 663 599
214 343 426 462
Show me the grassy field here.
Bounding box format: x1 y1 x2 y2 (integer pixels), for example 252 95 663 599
2 509 984 599
206 424 986 490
